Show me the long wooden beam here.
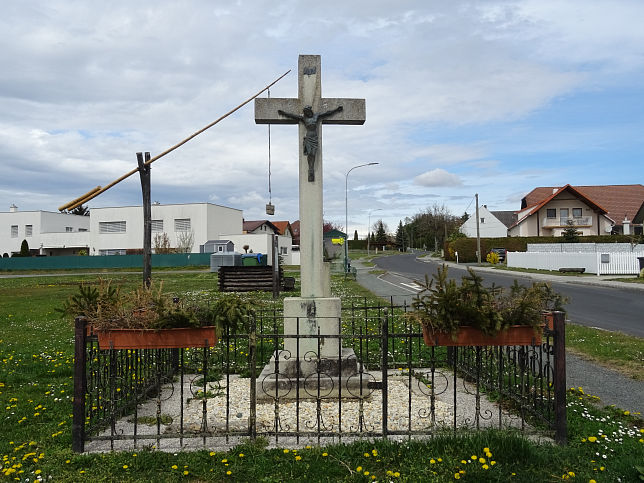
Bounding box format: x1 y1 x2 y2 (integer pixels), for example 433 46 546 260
61 70 291 211
58 186 102 212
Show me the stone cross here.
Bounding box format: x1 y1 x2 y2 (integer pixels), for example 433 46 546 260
255 55 365 298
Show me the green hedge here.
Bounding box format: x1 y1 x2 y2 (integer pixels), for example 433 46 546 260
445 235 636 263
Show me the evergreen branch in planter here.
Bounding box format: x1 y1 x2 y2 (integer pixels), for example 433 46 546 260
408 265 567 339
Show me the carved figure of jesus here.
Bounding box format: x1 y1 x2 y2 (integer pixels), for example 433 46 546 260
277 105 343 181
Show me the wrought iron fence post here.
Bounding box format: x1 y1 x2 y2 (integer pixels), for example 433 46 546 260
381 309 389 440
72 317 87 453
553 311 567 444
249 314 257 440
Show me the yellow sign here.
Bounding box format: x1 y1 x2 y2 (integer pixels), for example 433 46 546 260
332 238 344 245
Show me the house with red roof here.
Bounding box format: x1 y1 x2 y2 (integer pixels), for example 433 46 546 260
242 220 280 235
508 184 644 237
270 221 294 239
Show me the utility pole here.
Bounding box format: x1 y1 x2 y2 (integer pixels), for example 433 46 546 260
475 193 481 265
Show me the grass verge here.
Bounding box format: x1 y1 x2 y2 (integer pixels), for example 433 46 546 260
566 324 644 380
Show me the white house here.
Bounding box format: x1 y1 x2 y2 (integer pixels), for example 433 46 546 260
460 206 515 238
0 205 90 257
1 202 301 265
89 203 243 255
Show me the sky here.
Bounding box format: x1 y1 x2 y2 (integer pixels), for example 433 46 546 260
1 1 643 237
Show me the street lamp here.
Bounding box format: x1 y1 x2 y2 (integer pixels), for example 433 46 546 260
345 162 379 272
367 208 383 256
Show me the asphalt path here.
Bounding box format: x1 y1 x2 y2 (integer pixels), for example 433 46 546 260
372 252 644 338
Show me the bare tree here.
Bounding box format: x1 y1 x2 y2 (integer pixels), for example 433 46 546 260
153 233 173 254
175 230 195 253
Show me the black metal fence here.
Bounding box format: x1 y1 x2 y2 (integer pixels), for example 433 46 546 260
72 302 566 452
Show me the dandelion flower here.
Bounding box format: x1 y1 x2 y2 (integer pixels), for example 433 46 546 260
482 464 489 470
356 466 362 472
454 473 461 480
430 459 436 464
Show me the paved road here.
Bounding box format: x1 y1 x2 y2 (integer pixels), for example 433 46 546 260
372 252 644 338
354 254 644 413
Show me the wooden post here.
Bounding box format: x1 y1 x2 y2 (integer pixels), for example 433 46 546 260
72 317 87 453
137 152 152 288
553 311 567 444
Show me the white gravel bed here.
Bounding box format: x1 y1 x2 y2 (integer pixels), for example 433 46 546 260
182 376 453 433
85 371 545 453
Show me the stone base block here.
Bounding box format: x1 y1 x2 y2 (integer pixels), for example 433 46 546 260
283 296 341 358
256 348 374 401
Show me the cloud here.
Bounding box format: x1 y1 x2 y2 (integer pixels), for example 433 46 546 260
0 0 641 239
414 169 463 187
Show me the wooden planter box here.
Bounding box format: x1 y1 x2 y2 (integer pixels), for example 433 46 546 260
422 325 543 347
96 326 218 350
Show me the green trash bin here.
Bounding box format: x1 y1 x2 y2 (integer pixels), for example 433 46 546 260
241 254 259 266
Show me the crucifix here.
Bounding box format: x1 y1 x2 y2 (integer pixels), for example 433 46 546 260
255 54 365 298
254 55 366 399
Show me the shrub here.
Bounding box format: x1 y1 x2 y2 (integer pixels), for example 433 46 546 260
407 265 567 338
19 239 30 257
486 251 500 264
57 279 253 336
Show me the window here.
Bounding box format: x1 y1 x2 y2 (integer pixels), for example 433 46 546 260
79 228 88 232
217 246 224 252
480 218 485 224
99 221 126 234
546 209 556 218
11 225 18 238
151 220 163 232
98 249 126 256
25 225 32 237
66 227 73 232
174 218 191 232
572 208 582 218
280 247 288 255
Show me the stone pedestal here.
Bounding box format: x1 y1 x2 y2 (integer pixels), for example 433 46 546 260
255 297 372 401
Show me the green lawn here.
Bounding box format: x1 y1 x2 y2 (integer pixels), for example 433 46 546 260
0 271 642 481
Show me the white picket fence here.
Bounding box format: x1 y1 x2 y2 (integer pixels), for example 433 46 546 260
507 251 644 275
